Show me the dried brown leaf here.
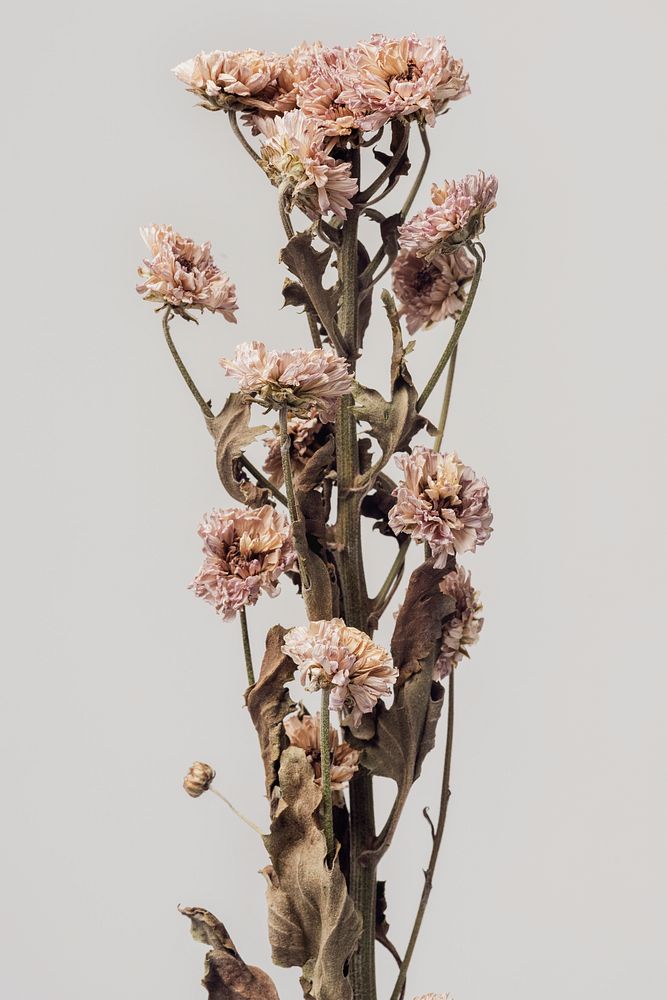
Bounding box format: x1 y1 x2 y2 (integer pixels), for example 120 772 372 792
246 626 296 799
263 747 362 1000
179 906 280 1000
206 393 269 506
280 233 341 348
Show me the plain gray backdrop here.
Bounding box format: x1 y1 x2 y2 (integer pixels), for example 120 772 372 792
2 2 666 998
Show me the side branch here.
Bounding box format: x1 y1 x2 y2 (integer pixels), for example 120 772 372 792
390 671 456 1000
162 308 212 417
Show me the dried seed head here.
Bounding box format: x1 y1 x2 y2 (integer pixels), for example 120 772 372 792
183 761 216 798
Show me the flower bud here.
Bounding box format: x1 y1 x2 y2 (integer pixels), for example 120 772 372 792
183 761 216 798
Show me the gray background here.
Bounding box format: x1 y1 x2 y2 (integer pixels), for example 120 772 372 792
2 2 666 998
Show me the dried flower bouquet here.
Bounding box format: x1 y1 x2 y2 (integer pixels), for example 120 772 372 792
138 31 497 1000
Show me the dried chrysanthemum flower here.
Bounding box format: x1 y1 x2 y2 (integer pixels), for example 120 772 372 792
183 761 216 798
399 171 498 259
172 48 279 112
339 33 469 131
296 45 362 136
136 225 238 320
282 619 398 726
263 409 331 485
389 447 493 567
392 245 475 334
190 505 296 621
283 713 360 789
256 109 358 219
220 341 353 421
435 566 484 679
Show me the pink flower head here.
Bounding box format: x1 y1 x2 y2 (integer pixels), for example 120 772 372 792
136 225 238 320
339 34 469 131
190 505 296 621
220 341 353 421
257 109 358 219
435 566 484 679
263 409 330 485
271 42 324 114
392 246 475 334
399 172 498 259
296 45 362 136
389 447 493 567
172 49 279 112
282 619 397 727
283 712 360 790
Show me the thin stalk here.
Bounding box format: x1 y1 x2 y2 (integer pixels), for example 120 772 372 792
210 788 264 837
358 120 410 203
306 309 323 349
239 606 254 686
162 309 212 417
371 537 411 620
390 671 455 1000
417 245 483 412
319 688 335 864
278 181 295 240
239 455 288 507
433 345 458 452
228 111 261 165
278 407 311 592
399 122 431 222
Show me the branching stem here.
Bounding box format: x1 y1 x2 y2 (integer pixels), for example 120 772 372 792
433 345 458 452
228 111 261 166
239 606 254 687
319 688 335 864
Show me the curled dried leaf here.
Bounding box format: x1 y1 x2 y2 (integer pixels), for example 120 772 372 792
280 232 341 349
206 393 269 506
179 906 280 1000
262 747 362 1000
246 626 296 800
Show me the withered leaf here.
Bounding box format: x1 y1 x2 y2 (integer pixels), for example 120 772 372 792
280 233 340 348
206 393 269 506
179 906 280 1000
246 626 296 799
263 747 362 1000
348 559 455 858
353 292 431 485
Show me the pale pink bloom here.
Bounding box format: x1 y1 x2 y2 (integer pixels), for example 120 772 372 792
282 619 397 727
172 49 279 111
136 225 238 320
296 45 362 136
190 505 296 621
399 172 498 259
283 712 360 790
392 246 475 334
263 410 330 485
257 109 358 219
220 341 353 421
339 34 469 131
435 566 484 679
271 42 324 113
389 447 493 567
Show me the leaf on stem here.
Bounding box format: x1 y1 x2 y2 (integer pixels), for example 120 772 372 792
348 559 456 858
179 906 280 1000
206 393 269 507
262 748 362 1000
353 292 432 486
246 626 296 800
280 232 342 351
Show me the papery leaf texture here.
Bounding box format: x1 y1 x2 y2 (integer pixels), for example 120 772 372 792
206 393 269 506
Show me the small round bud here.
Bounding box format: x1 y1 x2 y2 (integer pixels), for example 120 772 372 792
183 761 216 798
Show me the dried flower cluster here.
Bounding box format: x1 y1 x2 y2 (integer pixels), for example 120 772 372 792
137 225 238 319
435 566 484 678
140 26 498 1000
190 505 296 621
283 619 398 726
389 447 493 567
220 341 353 420
284 712 360 789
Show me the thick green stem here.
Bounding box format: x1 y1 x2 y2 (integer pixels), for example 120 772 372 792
433 345 458 453
390 671 455 1000
239 606 254 686
319 689 335 864
417 245 483 412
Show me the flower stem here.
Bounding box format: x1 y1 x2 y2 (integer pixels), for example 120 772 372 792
389 670 455 1000
399 121 431 222
239 455 288 507
319 688 335 865
161 309 212 417
371 537 411 621
358 119 409 203
228 111 261 166
210 788 264 837
278 181 295 240
416 244 483 413
278 407 312 594
433 344 458 453
239 606 254 687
